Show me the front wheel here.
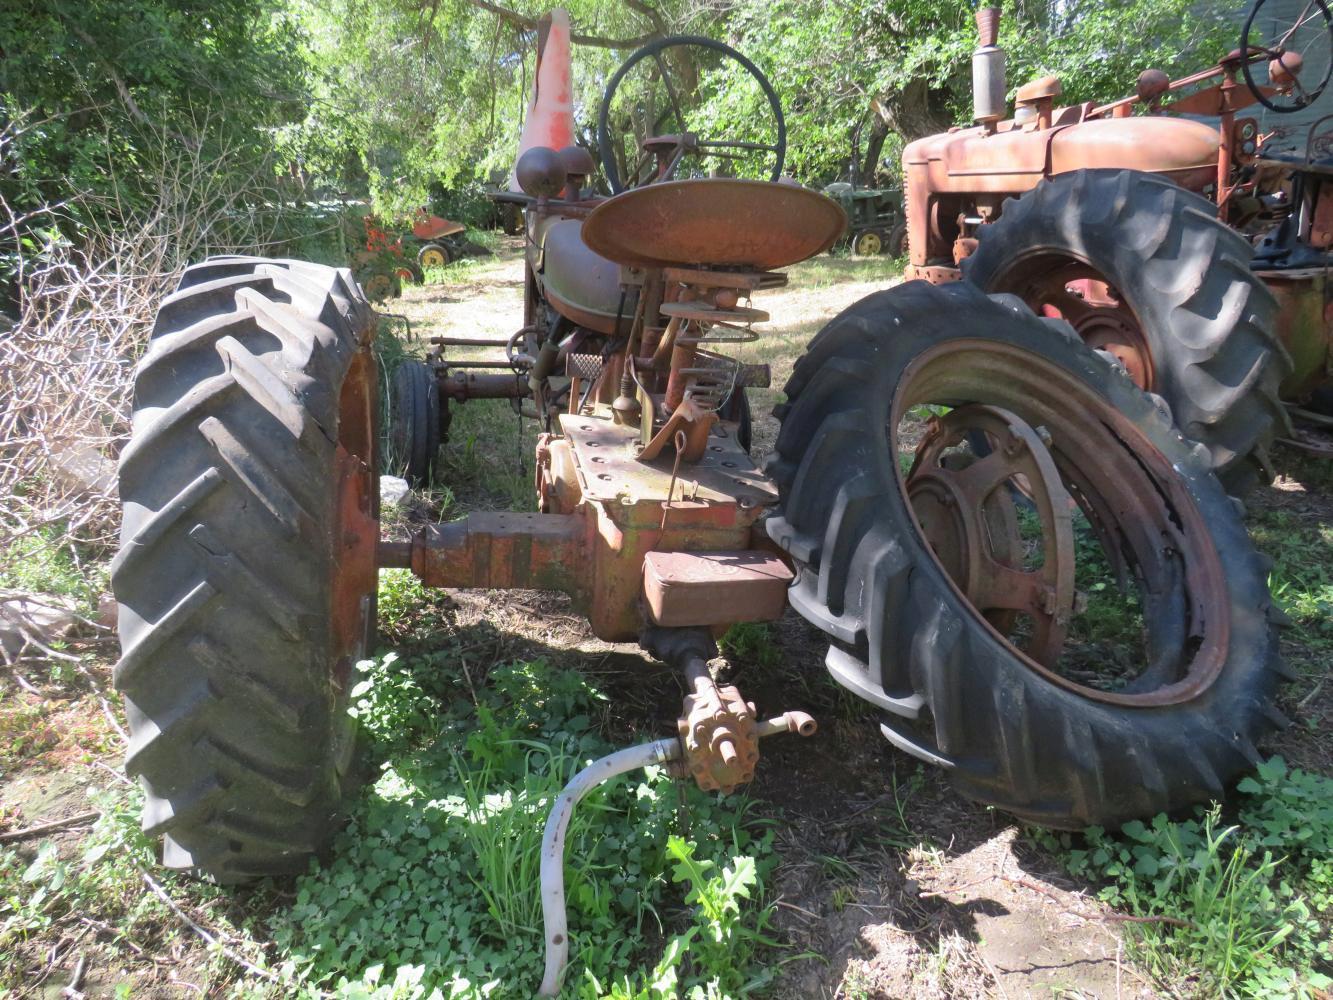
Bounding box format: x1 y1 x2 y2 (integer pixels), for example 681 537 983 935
851 230 884 256
766 281 1288 828
418 242 451 270
113 257 379 880
887 221 908 258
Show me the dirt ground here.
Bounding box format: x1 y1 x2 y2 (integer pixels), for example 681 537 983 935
4 240 1328 998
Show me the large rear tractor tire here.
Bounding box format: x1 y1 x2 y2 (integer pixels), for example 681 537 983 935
767 280 1289 828
113 257 380 881
962 168 1289 496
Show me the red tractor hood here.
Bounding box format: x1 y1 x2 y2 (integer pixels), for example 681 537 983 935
904 115 1221 195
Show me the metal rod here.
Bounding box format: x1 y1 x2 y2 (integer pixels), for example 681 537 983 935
538 738 680 997
430 336 513 347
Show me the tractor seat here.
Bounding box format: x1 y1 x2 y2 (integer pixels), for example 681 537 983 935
1016 76 1062 106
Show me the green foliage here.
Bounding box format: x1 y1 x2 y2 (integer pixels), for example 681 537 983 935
0 0 309 219
589 838 777 999
1248 508 1333 673
718 623 780 668
710 0 1234 181
272 653 776 997
1040 758 1333 997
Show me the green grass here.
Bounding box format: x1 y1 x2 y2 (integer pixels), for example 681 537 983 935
1248 507 1333 678
785 254 898 290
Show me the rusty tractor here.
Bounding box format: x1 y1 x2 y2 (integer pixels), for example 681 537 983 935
902 0 1333 494
352 208 467 301
112 9 1289 979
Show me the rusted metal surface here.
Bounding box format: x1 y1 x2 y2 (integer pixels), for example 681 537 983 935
890 340 1231 706
409 512 586 594
581 179 846 270
438 371 526 401
988 258 1156 389
563 412 775 639
903 264 962 284
899 5 1311 269
1257 268 1333 398
411 209 466 241
678 656 759 793
642 550 792 627
395 408 779 642
907 405 1075 666
660 301 770 324
331 350 378 690
638 398 716 460
561 410 775 507
902 117 1223 265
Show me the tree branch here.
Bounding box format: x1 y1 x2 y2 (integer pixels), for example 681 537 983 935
465 0 659 49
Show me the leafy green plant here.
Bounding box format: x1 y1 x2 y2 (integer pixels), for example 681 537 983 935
273 656 776 998
1040 758 1333 997
587 837 777 1000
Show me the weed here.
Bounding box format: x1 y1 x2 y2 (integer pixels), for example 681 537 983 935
588 837 778 999
1038 757 1333 997
0 527 104 611
719 623 781 668
1248 508 1333 677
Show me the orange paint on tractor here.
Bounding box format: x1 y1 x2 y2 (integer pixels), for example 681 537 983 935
510 9 574 192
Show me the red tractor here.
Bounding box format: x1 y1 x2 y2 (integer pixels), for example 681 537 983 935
112 12 1289 986
902 0 1333 493
352 208 467 301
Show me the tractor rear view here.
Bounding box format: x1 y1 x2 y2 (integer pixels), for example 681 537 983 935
902 0 1333 493
110 7 1292 990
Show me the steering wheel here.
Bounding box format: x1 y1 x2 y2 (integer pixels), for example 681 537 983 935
1241 0 1333 113
597 35 786 194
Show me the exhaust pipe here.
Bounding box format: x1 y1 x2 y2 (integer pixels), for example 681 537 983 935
973 7 1006 127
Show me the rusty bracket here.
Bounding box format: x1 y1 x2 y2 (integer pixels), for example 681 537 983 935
638 397 717 462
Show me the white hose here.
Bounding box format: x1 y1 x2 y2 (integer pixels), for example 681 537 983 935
537 737 680 997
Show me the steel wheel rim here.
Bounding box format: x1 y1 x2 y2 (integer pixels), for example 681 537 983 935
890 340 1229 706
330 351 378 695
990 254 1155 390
420 248 446 268
855 232 882 256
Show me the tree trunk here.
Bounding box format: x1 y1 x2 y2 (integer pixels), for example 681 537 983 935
873 77 956 144
861 116 889 182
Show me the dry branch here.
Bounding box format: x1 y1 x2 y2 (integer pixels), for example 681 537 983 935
0 811 100 843
0 111 335 618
